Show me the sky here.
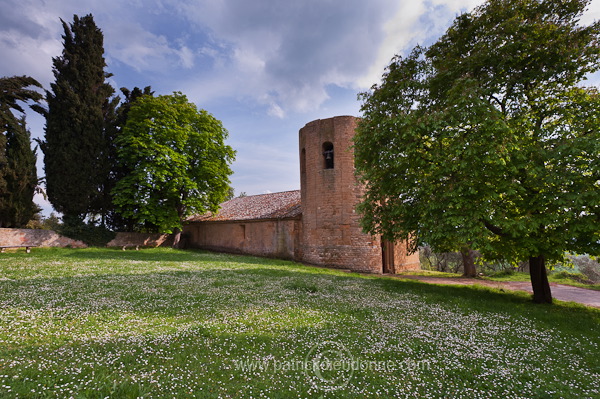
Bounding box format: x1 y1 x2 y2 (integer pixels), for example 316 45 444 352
1 0 599 217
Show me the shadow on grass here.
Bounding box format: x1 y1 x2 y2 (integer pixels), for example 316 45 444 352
373 276 600 333
2 249 599 398
2 255 599 333
7 248 600 331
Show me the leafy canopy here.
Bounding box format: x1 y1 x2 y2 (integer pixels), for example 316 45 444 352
112 92 235 234
355 0 600 265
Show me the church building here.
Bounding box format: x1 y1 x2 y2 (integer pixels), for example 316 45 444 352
184 116 419 274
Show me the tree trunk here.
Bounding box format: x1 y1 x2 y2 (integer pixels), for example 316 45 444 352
172 227 182 249
529 255 552 304
461 247 477 277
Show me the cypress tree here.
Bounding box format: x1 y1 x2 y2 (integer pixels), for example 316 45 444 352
40 14 115 225
0 127 7 204
0 117 39 227
0 76 43 227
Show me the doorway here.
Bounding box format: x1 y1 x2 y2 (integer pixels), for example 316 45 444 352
382 239 395 274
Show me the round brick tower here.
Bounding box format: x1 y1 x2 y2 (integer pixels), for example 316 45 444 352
298 116 383 272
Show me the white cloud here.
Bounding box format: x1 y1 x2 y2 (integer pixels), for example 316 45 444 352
0 0 490 116
267 102 285 119
169 0 394 113
356 2 427 89
170 0 491 114
357 0 484 89
105 23 196 72
177 46 195 69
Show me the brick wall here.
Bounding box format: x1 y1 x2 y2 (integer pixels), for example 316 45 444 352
299 116 419 273
299 116 383 272
184 115 420 274
106 232 174 248
393 241 421 272
184 219 301 260
0 228 87 248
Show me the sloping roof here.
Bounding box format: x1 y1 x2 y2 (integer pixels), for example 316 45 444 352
187 190 302 222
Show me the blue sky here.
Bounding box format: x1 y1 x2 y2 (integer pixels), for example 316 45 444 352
1 0 599 216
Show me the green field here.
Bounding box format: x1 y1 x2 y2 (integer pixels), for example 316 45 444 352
0 248 598 398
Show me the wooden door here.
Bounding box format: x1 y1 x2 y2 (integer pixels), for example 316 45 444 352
382 239 395 274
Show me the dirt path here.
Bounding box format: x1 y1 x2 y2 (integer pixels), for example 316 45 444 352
395 275 600 309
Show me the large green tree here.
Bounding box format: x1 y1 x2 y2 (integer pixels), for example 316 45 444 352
103 86 154 232
112 92 235 246
40 14 115 225
354 0 600 303
0 76 43 227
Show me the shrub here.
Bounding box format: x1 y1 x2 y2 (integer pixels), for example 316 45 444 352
568 255 600 283
487 269 516 278
58 222 116 247
551 270 593 284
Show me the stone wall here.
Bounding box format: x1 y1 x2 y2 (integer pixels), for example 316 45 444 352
0 228 87 248
106 232 174 248
184 219 301 260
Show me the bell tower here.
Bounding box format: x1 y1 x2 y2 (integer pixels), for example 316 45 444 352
299 116 379 272
298 116 420 273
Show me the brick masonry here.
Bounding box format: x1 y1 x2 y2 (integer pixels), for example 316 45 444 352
106 232 174 248
299 116 419 273
185 115 420 273
185 219 301 260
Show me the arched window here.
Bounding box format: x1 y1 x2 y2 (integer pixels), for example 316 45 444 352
322 142 334 169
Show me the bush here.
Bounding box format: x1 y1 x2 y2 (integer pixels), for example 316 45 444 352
25 213 62 230
551 270 593 284
58 222 116 247
568 255 600 283
419 246 524 275
419 247 464 273
487 269 516 278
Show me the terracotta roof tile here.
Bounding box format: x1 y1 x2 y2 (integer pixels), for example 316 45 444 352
188 190 302 222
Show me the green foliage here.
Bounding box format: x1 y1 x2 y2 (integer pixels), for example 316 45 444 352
40 14 116 223
25 213 62 230
103 86 154 232
57 221 116 247
355 0 600 290
0 117 40 226
487 269 516 278
550 270 592 284
112 92 235 234
0 76 43 227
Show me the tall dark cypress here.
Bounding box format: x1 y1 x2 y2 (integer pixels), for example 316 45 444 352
0 75 43 227
0 117 39 227
40 14 115 224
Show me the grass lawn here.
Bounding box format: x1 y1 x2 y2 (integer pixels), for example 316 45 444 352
404 269 600 291
0 248 598 398
482 272 600 291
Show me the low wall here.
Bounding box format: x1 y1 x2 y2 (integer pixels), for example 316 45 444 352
106 232 174 248
0 228 87 248
184 219 301 260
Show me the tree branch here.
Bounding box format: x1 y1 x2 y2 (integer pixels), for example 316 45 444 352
481 218 508 237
